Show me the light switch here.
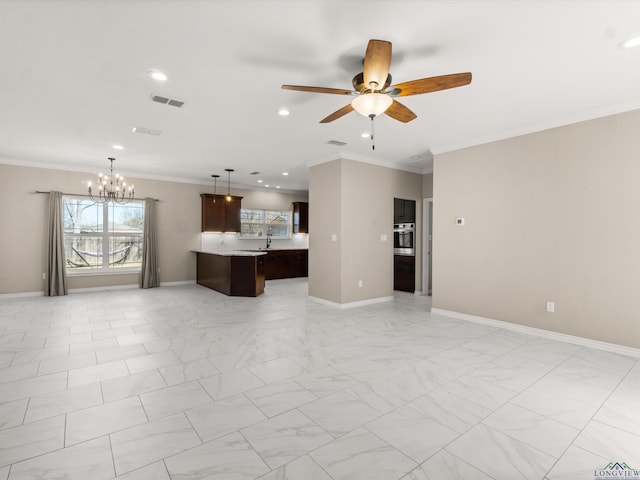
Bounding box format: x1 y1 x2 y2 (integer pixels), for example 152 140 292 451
331 234 337 242
380 234 387 241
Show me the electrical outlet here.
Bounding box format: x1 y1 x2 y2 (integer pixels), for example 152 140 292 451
358 280 363 288
42 273 46 280
546 301 555 313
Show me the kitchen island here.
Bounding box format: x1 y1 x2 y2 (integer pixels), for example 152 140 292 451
195 250 266 297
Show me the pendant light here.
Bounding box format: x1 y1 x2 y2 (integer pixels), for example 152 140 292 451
210 174 220 203
225 168 234 202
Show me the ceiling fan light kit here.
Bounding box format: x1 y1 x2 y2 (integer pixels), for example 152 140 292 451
351 93 393 117
281 39 472 131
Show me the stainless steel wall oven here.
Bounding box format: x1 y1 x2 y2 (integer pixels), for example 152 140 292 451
393 223 415 256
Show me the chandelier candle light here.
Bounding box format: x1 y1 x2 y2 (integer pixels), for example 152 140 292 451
88 157 134 204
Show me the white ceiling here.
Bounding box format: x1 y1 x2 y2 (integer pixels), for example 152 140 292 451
2 0 640 193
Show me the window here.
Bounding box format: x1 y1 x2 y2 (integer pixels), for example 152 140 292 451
62 196 144 273
240 208 290 238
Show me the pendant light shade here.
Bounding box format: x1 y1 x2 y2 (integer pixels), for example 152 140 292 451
351 93 393 117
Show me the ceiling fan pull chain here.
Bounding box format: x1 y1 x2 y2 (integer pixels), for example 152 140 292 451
369 114 375 150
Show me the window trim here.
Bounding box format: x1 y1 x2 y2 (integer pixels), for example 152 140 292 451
62 195 144 276
239 208 291 239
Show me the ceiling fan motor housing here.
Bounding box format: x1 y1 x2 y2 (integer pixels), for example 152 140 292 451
352 72 393 93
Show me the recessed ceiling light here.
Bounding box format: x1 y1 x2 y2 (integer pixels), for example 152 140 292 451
148 70 168 81
278 108 290 116
112 144 124 150
620 36 640 49
276 186 281 189
265 184 270 187
257 179 263 183
361 132 370 138
282 172 289 176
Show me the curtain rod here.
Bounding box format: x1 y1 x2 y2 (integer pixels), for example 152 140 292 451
35 191 160 201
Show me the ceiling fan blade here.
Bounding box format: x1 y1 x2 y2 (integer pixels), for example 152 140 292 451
319 104 354 123
385 100 417 123
281 85 353 95
363 39 392 92
391 72 472 97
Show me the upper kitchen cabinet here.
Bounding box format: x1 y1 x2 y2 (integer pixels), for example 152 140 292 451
201 194 243 232
394 198 416 224
292 201 309 234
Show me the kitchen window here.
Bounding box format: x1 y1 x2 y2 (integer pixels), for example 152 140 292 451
62 196 144 273
240 208 290 238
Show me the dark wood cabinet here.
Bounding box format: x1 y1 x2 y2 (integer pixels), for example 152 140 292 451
197 252 264 297
201 194 243 232
294 250 308 277
263 249 308 280
394 198 416 224
394 255 415 292
292 202 309 234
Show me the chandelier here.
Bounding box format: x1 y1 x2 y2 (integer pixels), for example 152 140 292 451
88 157 134 204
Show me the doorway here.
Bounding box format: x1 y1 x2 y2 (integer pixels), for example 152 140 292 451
422 198 432 296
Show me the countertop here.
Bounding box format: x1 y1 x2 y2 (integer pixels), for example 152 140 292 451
193 250 267 257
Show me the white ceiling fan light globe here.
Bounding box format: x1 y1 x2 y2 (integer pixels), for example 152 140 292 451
351 93 393 117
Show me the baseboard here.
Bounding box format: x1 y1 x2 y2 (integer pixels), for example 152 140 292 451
1 280 198 298
160 280 197 287
0 290 44 299
71 280 196 293
69 284 139 293
431 308 640 359
309 295 394 309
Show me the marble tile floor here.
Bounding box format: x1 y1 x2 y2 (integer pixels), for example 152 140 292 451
0 278 638 479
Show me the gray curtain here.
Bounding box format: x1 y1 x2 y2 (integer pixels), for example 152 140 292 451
46 191 68 296
141 197 159 288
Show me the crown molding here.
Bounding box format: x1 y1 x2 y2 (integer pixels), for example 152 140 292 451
432 99 640 155
306 150 427 175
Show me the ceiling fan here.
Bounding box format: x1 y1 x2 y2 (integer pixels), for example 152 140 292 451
281 39 472 124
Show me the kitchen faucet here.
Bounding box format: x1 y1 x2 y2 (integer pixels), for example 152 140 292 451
266 234 272 249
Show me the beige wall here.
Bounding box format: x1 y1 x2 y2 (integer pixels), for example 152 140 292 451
0 163 307 294
309 158 424 304
433 108 640 348
308 160 343 302
422 173 433 198
239 189 308 211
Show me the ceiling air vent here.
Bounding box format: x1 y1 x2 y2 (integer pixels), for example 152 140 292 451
327 140 347 146
250 171 261 175
150 94 185 108
132 126 162 136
